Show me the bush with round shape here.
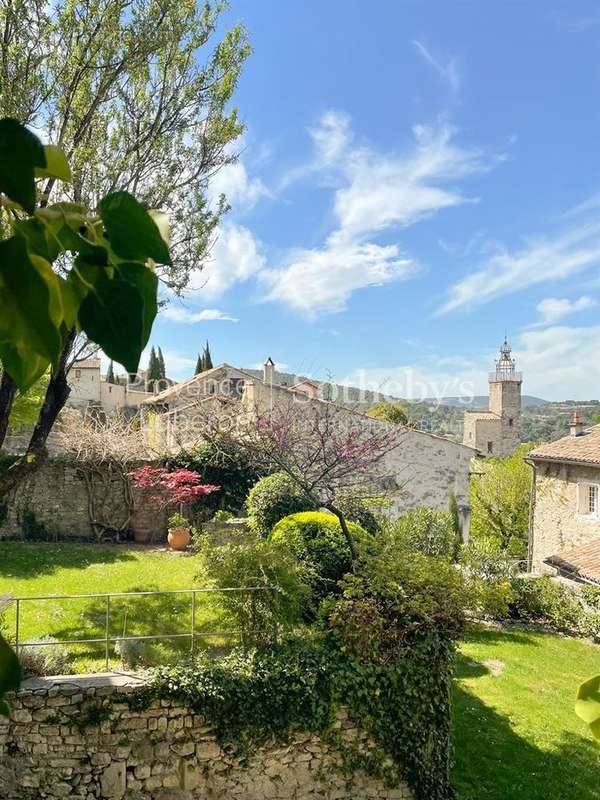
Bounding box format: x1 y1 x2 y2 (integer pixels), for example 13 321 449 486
246 472 315 538
270 511 372 603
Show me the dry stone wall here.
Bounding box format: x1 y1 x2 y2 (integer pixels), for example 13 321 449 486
0 673 412 800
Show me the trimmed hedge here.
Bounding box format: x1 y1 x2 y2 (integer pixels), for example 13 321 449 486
270 511 373 603
246 472 315 537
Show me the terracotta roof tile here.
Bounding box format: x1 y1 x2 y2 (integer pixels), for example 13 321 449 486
546 538 600 583
530 425 600 466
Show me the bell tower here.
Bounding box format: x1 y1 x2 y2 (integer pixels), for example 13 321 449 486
488 337 522 456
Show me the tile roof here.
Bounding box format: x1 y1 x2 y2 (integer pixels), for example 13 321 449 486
546 538 600 583
529 425 600 466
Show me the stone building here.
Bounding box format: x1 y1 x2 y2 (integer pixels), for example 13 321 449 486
68 358 153 413
141 358 477 531
528 414 600 581
463 338 522 457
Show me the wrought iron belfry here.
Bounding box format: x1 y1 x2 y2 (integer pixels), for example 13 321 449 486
489 337 522 383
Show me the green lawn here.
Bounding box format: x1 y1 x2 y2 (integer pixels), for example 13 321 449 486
0 542 232 671
2 543 600 798
453 625 600 800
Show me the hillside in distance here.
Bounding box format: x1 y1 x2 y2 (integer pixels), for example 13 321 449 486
430 395 547 408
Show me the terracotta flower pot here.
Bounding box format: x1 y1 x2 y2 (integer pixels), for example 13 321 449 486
167 526 191 551
133 526 152 545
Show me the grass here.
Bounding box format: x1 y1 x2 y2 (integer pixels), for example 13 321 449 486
2 543 600 797
0 542 234 672
453 624 600 800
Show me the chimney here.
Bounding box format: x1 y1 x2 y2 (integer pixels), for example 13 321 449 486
263 357 275 386
570 410 584 437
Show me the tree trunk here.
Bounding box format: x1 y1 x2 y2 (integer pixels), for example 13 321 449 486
0 371 17 450
0 330 76 497
327 504 358 562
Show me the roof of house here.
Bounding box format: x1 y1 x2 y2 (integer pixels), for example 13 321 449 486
545 539 600 583
529 425 600 466
141 363 257 404
73 358 101 368
464 411 500 420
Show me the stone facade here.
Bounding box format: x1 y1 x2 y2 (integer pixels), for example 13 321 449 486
0 459 166 542
69 359 153 413
0 673 412 800
529 460 600 573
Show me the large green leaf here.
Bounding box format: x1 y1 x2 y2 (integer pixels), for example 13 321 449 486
99 191 171 266
0 237 63 388
576 675 600 739
0 118 45 213
118 262 159 348
78 268 146 373
13 217 61 262
0 634 22 717
35 144 71 182
0 341 49 392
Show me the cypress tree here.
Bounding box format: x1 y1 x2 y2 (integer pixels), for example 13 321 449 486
195 353 204 375
203 341 213 370
106 360 117 384
146 347 159 390
157 347 166 380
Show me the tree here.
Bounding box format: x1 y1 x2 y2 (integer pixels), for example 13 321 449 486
195 352 204 375
199 397 404 559
0 0 249 474
106 360 117 385
146 347 160 388
157 347 166 381
470 444 533 556
367 401 410 426
202 341 214 371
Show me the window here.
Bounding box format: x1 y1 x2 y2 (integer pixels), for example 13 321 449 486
508 418 513 427
487 441 493 453
75 369 81 378
579 483 600 516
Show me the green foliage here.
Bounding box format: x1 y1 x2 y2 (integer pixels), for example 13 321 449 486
197 532 309 648
581 584 600 611
575 675 600 740
167 511 188 528
18 638 71 678
509 576 584 631
173 439 262 515
212 509 234 522
106 360 117 385
7 369 49 430
271 512 373 605
335 494 381 535
0 634 21 716
0 119 167 390
246 472 315 537
460 538 515 582
367 401 410 426
386 507 459 560
470 445 532 557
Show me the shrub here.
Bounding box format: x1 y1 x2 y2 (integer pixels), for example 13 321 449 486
509 576 583 630
385 507 458 560
171 438 263 516
582 584 600 612
336 494 381 535
460 537 515 581
19 638 71 677
270 511 373 604
246 472 315 538
212 509 234 522
198 531 309 647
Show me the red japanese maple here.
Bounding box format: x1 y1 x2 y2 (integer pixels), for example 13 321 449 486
129 466 220 510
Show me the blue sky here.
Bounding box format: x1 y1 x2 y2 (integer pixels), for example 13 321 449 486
150 1 600 401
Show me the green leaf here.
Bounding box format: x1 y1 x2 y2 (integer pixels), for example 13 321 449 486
78 268 146 373
0 634 22 717
0 118 45 213
576 675 600 739
0 237 63 388
99 192 171 266
0 342 49 392
118 262 158 347
13 217 61 262
35 144 71 182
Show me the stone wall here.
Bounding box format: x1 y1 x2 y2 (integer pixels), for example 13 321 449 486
0 673 412 800
531 460 600 572
0 459 166 542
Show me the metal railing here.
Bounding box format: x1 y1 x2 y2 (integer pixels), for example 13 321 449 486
8 587 268 670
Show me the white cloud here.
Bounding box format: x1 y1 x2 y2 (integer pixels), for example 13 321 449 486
190 222 265 300
260 238 416 316
309 110 353 167
412 40 460 94
533 296 597 326
162 306 239 324
515 325 600 399
208 160 270 212
438 221 600 314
